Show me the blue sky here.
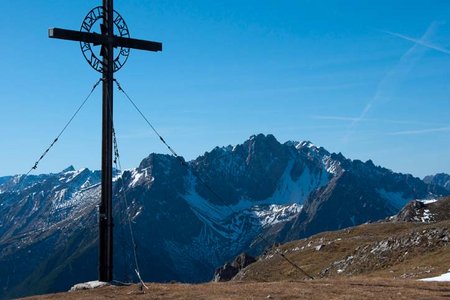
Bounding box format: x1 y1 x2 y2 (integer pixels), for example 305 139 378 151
1 1 449 178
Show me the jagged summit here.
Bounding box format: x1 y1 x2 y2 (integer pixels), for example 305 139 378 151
424 173 450 192
138 152 179 170
61 165 76 173
247 133 279 144
295 140 316 149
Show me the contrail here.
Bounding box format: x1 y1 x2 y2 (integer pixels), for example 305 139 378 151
312 115 446 127
390 127 450 136
340 23 438 144
383 30 450 55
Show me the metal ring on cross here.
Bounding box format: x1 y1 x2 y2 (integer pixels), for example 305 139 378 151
79 6 130 73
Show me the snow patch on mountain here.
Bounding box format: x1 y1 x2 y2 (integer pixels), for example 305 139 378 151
184 160 328 226
420 272 450 282
129 168 154 188
251 203 303 227
419 199 438 205
421 209 434 223
60 168 86 183
50 185 100 224
323 156 340 175
295 141 316 149
130 169 144 187
183 159 331 244
266 161 329 205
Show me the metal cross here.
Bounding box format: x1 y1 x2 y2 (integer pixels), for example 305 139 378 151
49 0 162 282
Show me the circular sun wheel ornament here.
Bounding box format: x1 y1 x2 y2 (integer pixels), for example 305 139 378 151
79 6 130 73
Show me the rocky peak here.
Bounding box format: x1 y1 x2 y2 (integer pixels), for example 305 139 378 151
393 200 427 222
138 153 186 175
244 134 284 162
134 153 187 192
61 165 76 173
295 140 315 149
424 173 450 191
191 134 292 203
394 197 450 223
248 133 278 144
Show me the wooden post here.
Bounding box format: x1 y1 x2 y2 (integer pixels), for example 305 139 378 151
99 0 114 282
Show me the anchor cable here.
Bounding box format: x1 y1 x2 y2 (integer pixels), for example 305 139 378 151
112 124 148 289
250 232 314 280
113 79 314 279
25 78 102 176
112 121 216 285
114 79 237 215
114 79 180 160
5 78 102 247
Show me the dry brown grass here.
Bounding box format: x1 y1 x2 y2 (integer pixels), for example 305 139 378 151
236 220 450 282
22 278 450 300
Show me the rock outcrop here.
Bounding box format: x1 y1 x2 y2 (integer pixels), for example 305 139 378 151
213 253 256 282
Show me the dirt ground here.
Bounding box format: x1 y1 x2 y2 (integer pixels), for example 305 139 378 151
23 277 450 300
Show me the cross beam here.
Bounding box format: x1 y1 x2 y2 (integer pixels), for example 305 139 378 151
49 28 162 52
49 0 162 282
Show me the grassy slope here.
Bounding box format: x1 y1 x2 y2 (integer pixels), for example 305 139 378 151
234 219 450 282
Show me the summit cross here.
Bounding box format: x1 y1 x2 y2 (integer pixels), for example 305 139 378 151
48 0 162 282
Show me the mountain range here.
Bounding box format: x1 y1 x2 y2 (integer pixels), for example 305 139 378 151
0 133 448 298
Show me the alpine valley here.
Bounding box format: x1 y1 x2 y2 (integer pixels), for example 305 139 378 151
1 134 448 298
